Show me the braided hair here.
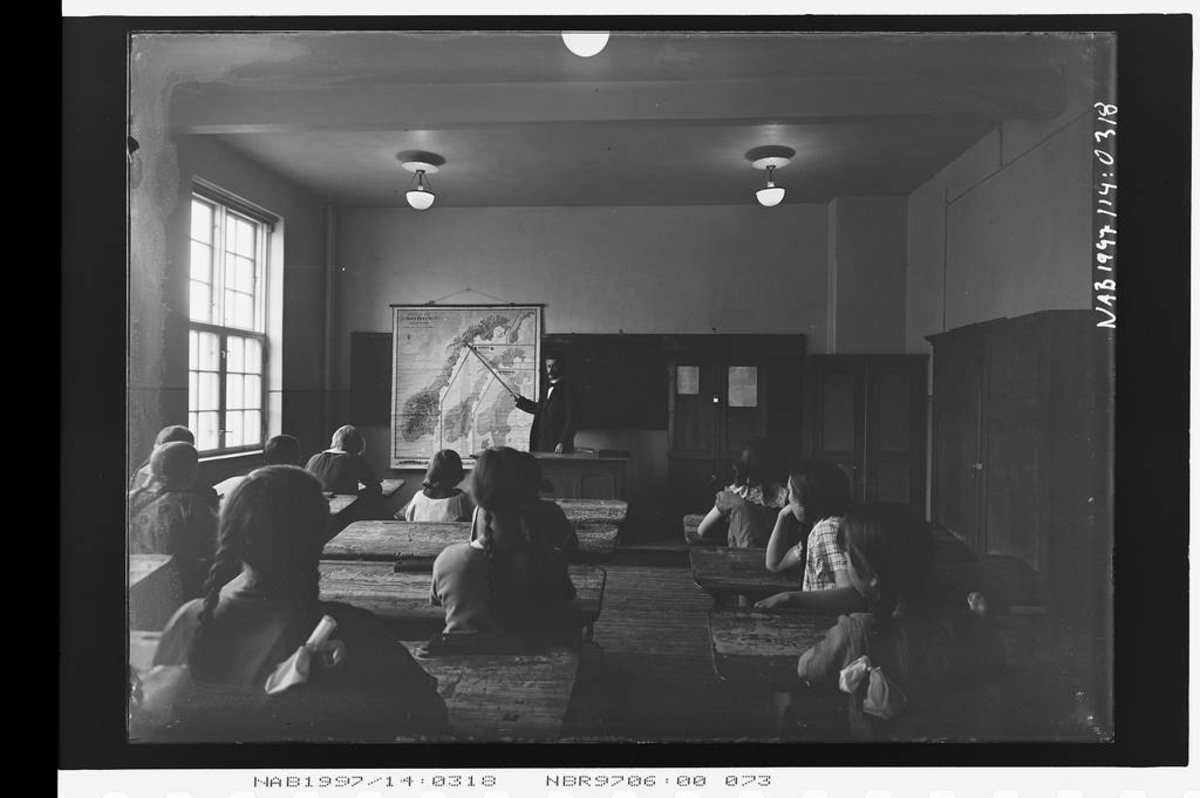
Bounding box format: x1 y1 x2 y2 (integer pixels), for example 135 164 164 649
188 465 326 676
468 448 534 632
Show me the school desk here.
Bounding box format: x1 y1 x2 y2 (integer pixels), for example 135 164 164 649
327 494 358 516
380 478 406 497
683 513 721 545
401 644 579 741
707 606 839 690
689 548 799 600
553 497 628 526
322 520 620 565
129 630 161 672
319 562 607 640
129 554 184 632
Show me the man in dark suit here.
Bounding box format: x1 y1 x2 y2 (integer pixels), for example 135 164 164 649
514 356 579 453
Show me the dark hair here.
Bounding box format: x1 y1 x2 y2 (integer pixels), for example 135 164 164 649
787 460 852 524
156 425 195 447
512 451 544 507
733 438 771 488
838 503 934 618
263 434 301 466
423 449 465 494
331 424 364 455
468 447 524 515
189 466 326 672
151 441 199 490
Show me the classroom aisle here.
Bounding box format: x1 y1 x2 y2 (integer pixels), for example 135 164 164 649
567 563 776 741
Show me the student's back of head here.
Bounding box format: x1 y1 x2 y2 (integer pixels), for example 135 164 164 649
787 460 852 525
423 449 465 495
330 425 365 455
263 434 301 466
156 425 195 448
733 438 771 488
150 441 200 491
468 447 525 516
838 503 934 618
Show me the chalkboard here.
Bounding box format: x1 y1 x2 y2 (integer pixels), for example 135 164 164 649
543 334 668 430
352 331 669 430
351 332 392 425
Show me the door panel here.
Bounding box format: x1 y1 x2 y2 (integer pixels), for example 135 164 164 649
931 341 984 551
865 358 927 512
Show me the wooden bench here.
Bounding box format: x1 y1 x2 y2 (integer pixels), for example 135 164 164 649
323 520 619 566
129 554 184 632
401 643 578 741
553 498 628 526
319 562 608 639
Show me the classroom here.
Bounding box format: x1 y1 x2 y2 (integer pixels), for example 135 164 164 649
125 30 1113 743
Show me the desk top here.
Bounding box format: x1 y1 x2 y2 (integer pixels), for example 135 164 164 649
402 643 579 740
690 548 799 597
380 478 406 497
129 630 161 672
323 520 619 565
531 452 629 463
709 607 839 690
327 494 358 515
320 562 605 627
553 498 628 525
129 554 173 586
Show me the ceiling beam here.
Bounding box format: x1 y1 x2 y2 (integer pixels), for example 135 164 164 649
167 73 1064 134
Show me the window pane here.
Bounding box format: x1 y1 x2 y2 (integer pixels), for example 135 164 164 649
226 336 244 373
243 375 261 409
223 289 237 327
199 372 219 411
236 257 254 292
243 410 261 446
225 411 244 447
188 372 197 411
227 374 244 410
191 200 212 243
189 281 210 322
234 217 256 257
198 332 220 370
188 330 198 369
190 242 212 282
188 412 197 437
235 293 254 329
244 338 262 373
728 366 758 408
197 411 220 451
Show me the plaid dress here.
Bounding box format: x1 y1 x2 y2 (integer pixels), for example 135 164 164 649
802 516 848 591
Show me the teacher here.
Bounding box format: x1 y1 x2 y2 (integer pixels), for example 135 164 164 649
514 355 579 454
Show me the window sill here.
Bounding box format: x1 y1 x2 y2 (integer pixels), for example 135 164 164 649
199 450 264 465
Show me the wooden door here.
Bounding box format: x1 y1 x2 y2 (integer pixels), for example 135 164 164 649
864 357 928 511
668 355 724 513
929 330 986 551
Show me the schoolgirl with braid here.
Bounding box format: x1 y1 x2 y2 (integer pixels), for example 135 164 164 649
152 465 448 739
430 447 576 642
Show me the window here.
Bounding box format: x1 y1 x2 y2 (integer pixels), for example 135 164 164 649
188 189 272 455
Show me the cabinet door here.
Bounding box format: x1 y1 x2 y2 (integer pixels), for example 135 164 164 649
805 357 866 500
865 357 927 513
931 337 985 550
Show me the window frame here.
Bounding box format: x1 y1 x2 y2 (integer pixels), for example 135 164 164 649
187 184 275 457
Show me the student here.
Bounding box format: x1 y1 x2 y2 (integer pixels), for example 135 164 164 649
215 435 302 507
431 448 576 642
402 449 475 522
695 439 787 548
513 450 579 554
152 466 448 740
754 460 862 612
130 425 219 509
795 504 1003 737
129 442 219 599
305 425 383 518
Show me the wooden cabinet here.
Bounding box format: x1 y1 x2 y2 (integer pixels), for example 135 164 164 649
928 310 1112 620
803 355 928 514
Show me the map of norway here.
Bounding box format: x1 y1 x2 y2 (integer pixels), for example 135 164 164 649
391 306 540 465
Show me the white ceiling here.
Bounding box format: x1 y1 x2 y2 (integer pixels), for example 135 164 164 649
143 31 1097 207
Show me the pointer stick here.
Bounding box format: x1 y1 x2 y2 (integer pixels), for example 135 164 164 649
464 343 521 399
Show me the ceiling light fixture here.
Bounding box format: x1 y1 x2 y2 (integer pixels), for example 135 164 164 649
747 146 796 207
399 155 444 211
562 31 610 57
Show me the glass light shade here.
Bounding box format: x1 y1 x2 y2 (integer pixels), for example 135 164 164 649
756 185 786 207
562 32 610 57
406 188 435 211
